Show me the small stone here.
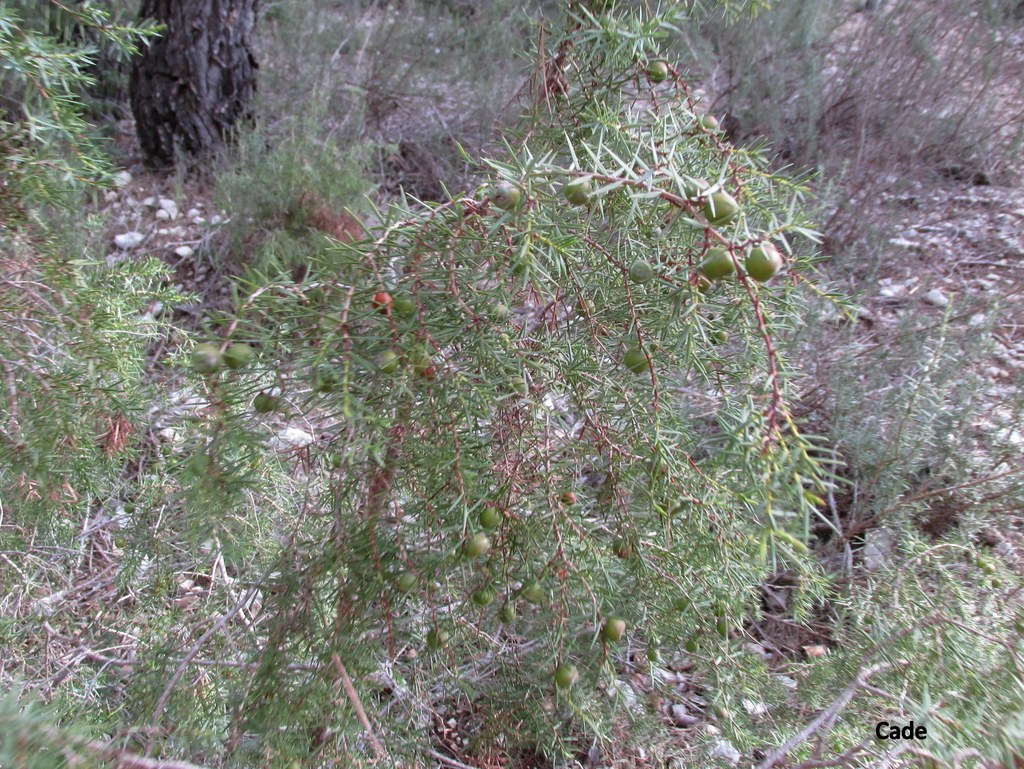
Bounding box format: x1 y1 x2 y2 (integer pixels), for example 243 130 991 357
968 313 988 327
114 170 132 187
104 191 118 203
708 739 741 766
984 366 1006 380
609 679 640 710
174 246 194 258
155 208 171 221
889 237 918 249
192 216 206 225
210 214 223 225
878 285 905 300
774 675 798 689
187 208 201 219
157 228 169 235
922 288 949 307
269 427 316 450
142 196 157 207
742 699 767 717
158 198 178 219
743 642 769 658
864 527 895 570
670 704 699 727
114 232 145 250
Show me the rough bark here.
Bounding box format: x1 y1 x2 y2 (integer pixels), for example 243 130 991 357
130 0 258 167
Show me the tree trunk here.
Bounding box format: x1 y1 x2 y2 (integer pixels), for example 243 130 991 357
130 0 258 167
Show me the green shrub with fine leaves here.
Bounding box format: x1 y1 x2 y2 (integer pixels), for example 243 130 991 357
164 1 840 762
3 2 1021 768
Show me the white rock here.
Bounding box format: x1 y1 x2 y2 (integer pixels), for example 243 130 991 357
158 198 178 219
889 237 918 249
608 679 640 711
157 228 169 235
670 704 699 727
174 246 194 258
742 699 767 717
210 214 223 225
114 170 132 187
984 366 1006 380
269 427 316 451
968 313 988 327
155 208 171 221
652 667 687 685
864 527 895 570
878 285 905 299
104 191 118 203
922 288 950 307
708 739 741 766
114 231 145 250
187 208 201 219
169 226 187 238
192 216 206 225
142 196 157 207
774 675 798 689
744 642 769 658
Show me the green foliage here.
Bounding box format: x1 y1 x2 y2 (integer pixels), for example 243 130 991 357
212 123 373 276
0 1 156 221
255 0 545 199
694 0 1024 247
774 285 1024 768
0 3 182 750
0 3 174 533
158 2 844 763
1 1 1021 768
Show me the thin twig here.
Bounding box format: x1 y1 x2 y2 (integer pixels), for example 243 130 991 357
426 747 481 769
147 567 274 745
789 738 871 769
756 662 900 769
331 653 386 761
8 720 213 769
840 466 1024 545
